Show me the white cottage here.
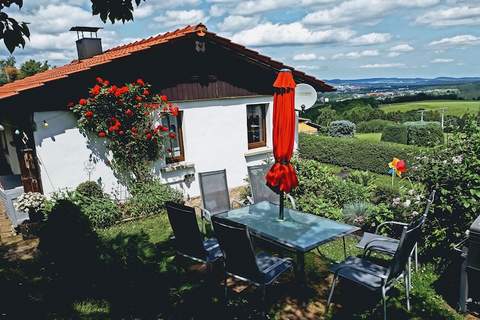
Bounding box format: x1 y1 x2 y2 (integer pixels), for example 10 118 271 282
0 24 333 211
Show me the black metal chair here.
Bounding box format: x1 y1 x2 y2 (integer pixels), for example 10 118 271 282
356 190 435 286
247 164 296 209
165 201 223 268
211 216 294 316
198 169 242 231
327 212 426 320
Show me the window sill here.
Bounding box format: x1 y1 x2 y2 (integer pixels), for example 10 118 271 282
244 146 273 157
161 161 195 173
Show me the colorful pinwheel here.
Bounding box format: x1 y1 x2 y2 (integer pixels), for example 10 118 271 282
388 158 407 185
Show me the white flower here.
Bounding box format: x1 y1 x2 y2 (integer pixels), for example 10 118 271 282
411 211 419 217
393 197 401 205
403 199 412 208
452 155 463 164
408 189 415 196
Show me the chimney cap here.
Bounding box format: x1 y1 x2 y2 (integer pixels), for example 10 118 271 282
70 26 103 32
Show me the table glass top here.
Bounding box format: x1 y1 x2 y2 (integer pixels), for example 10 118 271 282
216 201 359 252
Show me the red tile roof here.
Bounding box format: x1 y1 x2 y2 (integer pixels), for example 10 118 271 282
0 24 333 99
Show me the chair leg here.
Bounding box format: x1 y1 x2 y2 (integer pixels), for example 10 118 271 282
261 284 267 319
224 272 228 306
382 287 387 320
414 243 419 272
408 256 412 289
327 275 338 312
404 272 411 311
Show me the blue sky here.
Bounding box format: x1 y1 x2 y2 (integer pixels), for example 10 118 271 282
3 0 480 79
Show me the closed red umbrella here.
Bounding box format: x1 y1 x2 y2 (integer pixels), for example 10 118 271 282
266 69 298 220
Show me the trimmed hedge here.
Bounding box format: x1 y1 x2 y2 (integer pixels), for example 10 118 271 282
299 133 417 175
357 119 395 133
381 124 408 144
405 122 444 147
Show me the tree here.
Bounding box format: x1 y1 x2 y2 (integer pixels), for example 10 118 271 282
0 56 17 84
1 0 145 54
19 59 50 78
0 0 30 53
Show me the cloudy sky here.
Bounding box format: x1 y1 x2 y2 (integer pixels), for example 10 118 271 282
3 0 480 79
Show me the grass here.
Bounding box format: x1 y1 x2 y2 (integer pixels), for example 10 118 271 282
0 210 464 319
356 132 382 142
380 100 480 116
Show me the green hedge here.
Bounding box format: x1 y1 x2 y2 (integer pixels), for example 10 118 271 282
299 133 417 174
405 122 444 147
381 124 408 144
357 119 395 133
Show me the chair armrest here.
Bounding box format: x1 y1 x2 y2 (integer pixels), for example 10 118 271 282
262 257 294 274
194 206 212 221
375 221 408 235
286 194 296 210
246 196 254 205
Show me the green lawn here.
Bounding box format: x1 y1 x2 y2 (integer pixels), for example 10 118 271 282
0 211 463 319
380 100 480 116
356 132 382 142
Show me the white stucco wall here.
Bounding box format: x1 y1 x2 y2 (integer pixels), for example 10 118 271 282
34 95 298 198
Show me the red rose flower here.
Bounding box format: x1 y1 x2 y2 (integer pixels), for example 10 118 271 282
125 109 134 117
160 125 168 132
96 77 103 84
118 130 125 136
136 78 145 86
108 126 116 132
98 131 106 138
160 95 168 102
168 132 176 139
135 95 143 102
146 133 152 140
108 85 117 94
143 89 150 96
85 111 94 119
131 127 138 134
169 105 179 117
90 84 101 96
166 148 172 152
79 98 88 106
103 80 110 86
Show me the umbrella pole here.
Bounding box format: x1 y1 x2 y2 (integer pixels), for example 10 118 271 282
279 191 285 220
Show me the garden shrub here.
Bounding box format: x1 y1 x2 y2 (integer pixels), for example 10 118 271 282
125 180 184 217
80 196 121 229
299 133 417 175
342 201 373 228
292 158 371 219
405 122 444 147
413 118 480 260
381 124 408 144
328 120 356 137
76 181 104 199
342 105 384 124
315 106 338 127
357 119 395 133
347 170 375 187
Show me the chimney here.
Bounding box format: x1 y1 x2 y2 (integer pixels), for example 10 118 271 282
70 26 103 60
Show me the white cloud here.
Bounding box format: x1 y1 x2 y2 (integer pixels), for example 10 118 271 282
231 0 336 15
294 65 320 70
350 33 392 45
217 15 260 31
417 5 480 26
303 0 439 25
230 22 355 46
293 53 322 61
210 5 227 16
332 49 379 59
389 44 414 52
153 10 208 28
429 34 480 47
360 63 405 68
431 58 454 63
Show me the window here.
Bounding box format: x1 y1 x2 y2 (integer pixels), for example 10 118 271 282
162 112 185 163
246 104 267 149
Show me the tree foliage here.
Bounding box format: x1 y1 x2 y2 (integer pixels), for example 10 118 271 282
0 0 30 53
91 0 146 23
20 59 50 77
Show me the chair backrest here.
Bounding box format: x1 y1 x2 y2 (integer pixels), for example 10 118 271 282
198 169 231 215
407 189 436 231
165 202 207 261
387 223 422 282
248 164 279 204
211 217 262 283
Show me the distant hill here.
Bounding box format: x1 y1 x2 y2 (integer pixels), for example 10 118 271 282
327 77 480 88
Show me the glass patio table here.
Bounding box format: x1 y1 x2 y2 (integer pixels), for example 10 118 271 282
215 201 360 282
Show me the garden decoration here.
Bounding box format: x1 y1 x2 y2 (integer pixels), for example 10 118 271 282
266 69 298 220
388 157 407 186
70 77 179 185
